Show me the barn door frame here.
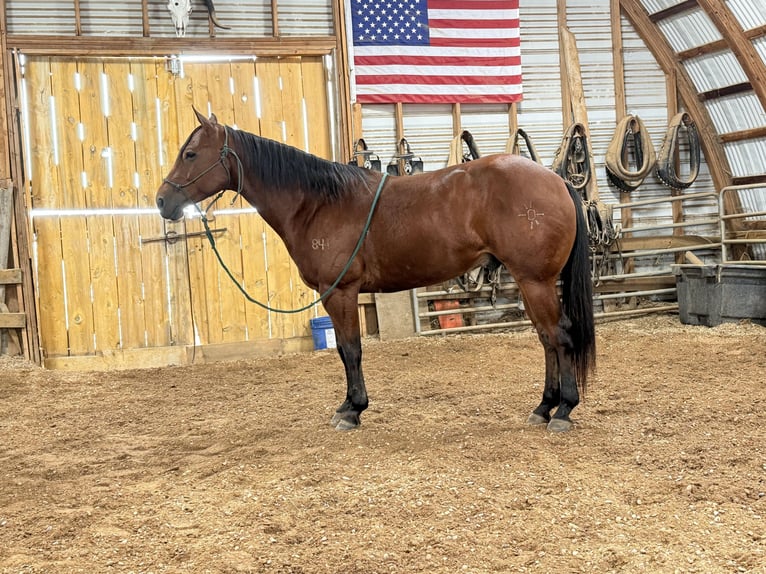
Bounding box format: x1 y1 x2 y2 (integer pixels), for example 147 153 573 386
15 52 343 369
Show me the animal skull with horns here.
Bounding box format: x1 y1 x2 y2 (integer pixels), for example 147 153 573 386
167 0 230 37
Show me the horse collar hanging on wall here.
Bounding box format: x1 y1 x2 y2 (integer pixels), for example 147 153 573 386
156 108 596 434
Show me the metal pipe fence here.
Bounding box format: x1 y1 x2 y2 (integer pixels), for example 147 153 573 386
719 184 766 264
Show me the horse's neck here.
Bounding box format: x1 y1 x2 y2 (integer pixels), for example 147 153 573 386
242 179 312 249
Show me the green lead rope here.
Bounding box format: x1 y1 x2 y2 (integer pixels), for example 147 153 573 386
198 173 388 314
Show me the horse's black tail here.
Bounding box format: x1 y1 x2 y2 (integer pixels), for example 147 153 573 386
561 183 596 393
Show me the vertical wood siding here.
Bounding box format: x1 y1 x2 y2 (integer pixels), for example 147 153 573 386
22 56 331 359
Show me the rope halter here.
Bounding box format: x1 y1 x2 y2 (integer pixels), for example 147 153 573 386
162 125 244 215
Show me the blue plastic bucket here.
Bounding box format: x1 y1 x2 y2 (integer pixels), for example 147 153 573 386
309 316 336 350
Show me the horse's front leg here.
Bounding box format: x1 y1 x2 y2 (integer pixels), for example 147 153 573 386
323 288 367 431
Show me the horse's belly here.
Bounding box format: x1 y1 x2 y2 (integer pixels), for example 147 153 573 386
360 250 490 293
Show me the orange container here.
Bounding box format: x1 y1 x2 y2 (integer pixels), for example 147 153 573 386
433 300 464 329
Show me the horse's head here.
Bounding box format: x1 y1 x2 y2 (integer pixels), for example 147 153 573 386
156 108 231 221
167 0 193 37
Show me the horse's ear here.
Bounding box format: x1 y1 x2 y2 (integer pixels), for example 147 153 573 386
193 107 218 128
193 106 207 126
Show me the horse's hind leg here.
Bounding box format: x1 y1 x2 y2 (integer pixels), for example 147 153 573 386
323 288 368 431
526 343 560 426
517 279 580 432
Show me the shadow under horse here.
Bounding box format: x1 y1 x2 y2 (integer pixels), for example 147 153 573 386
156 109 596 433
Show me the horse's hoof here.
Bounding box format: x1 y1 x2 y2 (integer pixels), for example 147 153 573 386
547 418 573 433
330 412 360 431
526 413 549 426
334 419 359 431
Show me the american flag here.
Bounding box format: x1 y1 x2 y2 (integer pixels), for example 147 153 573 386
348 0 522 104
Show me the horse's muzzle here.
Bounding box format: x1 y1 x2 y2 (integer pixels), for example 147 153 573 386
156 194 184 221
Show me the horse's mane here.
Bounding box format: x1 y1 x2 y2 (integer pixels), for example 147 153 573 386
228 127 368 201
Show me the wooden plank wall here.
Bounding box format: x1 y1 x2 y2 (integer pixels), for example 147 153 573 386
22 55 331 361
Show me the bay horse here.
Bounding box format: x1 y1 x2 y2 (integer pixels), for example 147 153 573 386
156 109 596 433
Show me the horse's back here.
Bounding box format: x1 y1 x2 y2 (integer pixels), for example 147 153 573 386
390 153 573 215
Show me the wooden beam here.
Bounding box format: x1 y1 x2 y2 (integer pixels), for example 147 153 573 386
452 103 462 136
677 25 766 60
395 102 404 140
664 70 685 264
5 35 337 57
719 126 766 144
560 26 599 201
44 345 195 371
507 102 518 135
74 0 82 36
698 82 753 101
595 275 677 294
0 0 9 182
333 0 354 161
620 0 733 192
2 49 42 362
335 0 354 160
648 0 696 23
697 0 766 118
611 0 626 117
141 0 150 37
351 103 363 145
271 0 280 37
557 1 573 127
0 312 25 328
611 0 634 272
733 174 766 186
1 1 39 361
0 268 21 284
618 235 717 251
678 38 729 61
748 23 766 40
42 337 322 371
394 102 405 173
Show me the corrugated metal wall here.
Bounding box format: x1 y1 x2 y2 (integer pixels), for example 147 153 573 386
7 0 76 34
6 0 333 38
728 0 766 31
79 1 144 36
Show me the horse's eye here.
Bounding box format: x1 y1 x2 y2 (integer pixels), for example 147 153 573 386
184 150 196 160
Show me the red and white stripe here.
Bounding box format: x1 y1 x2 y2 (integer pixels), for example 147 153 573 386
349 0 522 104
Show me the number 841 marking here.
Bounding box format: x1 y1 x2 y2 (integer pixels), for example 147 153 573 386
312 238 330 250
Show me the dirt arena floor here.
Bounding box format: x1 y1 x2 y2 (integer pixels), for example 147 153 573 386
1 315 765 573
